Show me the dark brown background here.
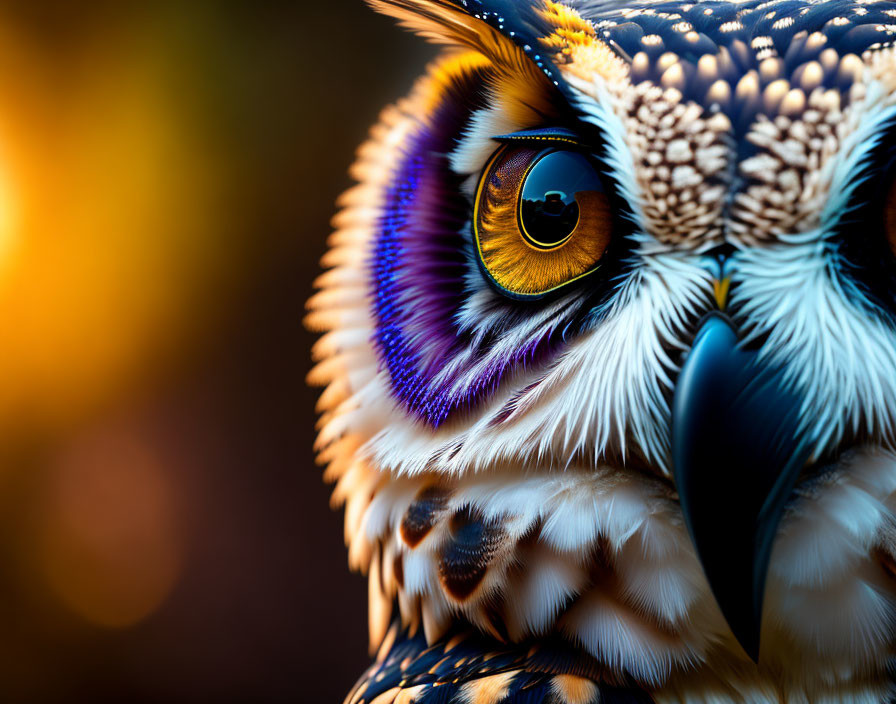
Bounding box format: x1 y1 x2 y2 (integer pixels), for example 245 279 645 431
0 1 433 701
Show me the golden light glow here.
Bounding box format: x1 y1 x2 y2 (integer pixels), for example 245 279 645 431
0 146 18 278
0 8 260 641
0 16 236 437
0 3 352 690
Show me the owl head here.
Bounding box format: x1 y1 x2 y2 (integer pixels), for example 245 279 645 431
308 0 896 698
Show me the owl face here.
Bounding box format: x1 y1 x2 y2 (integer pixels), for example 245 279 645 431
309 0 896 698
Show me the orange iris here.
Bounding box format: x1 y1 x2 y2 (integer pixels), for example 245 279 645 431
474 144 613 298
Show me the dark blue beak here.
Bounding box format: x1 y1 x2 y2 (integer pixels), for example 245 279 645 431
672 313 810 661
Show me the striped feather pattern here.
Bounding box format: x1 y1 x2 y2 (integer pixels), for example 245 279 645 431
345 622 655 704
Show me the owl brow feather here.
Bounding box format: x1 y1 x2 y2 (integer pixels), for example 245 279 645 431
366 0 569 93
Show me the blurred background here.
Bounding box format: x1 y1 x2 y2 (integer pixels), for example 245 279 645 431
0 1 432 700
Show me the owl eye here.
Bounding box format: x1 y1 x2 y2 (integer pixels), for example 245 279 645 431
886 174 896 258
474 144 613 298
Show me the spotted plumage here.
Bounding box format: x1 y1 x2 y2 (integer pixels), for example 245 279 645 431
308 1 896 701
346 622 654 704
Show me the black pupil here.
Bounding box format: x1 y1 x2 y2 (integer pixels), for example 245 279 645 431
519 150 603 248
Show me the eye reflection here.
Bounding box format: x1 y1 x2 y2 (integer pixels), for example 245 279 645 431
473 142 613 298
519 150 604 249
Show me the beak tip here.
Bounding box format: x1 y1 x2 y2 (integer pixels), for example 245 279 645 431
673 313 807 670
730 620 761 664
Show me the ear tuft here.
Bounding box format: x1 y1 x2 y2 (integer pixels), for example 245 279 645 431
367 0 543 81
368 0 562 128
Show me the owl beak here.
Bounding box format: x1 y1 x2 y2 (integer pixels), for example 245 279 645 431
671 313 809 662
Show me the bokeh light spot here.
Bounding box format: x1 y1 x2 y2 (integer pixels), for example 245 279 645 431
0 151 18 278
39 425 182 628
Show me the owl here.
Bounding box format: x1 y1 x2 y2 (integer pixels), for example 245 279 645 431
306 0 896 701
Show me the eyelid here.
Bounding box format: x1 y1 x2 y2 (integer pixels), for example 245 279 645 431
491 127 585 147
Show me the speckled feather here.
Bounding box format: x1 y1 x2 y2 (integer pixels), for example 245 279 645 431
346 622 655 704
310 1 896 702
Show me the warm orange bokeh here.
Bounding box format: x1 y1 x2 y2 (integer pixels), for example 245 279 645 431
0 16 235 438
0 3 425 700
38 422 181 628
